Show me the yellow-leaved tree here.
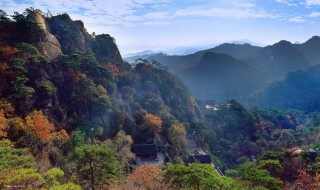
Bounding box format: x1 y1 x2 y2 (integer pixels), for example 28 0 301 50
0 110 8 137
141 113 162 136
168 123 189 162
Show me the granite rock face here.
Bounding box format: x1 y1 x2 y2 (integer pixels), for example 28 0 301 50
27 12 62 59
47 14 92 55
30 12 124 66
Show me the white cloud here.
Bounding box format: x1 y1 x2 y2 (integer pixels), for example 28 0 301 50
0 0 171 27
306 0 320 6
174 6 279 19
237 3 256 8
309 12 320 17
142 21 169 25
289 17 307 22
143 12 169 19
120 11 169 24
275 0 298 6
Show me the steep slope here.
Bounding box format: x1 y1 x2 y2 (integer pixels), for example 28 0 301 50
47 13 124 66
176 52 268 101
295 36 320 65
46 14 93 55
26 12 62 59
0 9 200 146
0 10 123 66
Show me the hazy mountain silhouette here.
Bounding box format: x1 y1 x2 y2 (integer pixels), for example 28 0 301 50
245 40 310 78
144 43 262 72
198 43 262 59
176 52 268 101
295 36 320 65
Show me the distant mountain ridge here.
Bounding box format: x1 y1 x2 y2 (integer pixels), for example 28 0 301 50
197 43 262 60
123 50 163 58
245 40 310 77
177 52 268 101
124 36 320 105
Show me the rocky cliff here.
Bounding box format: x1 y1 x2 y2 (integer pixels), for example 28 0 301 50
27 12 62 59
1 10 123 66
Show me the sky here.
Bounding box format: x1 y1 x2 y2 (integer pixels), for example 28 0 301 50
1 0 320 55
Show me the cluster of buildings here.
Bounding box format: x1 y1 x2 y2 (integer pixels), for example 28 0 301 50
131 136 224 176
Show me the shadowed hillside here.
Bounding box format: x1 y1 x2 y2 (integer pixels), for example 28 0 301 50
176 52 268 101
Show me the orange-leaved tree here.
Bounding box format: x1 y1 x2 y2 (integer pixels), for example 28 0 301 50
25 110 54 141
141 113 162 136
0 46 19 62
129 164 164 190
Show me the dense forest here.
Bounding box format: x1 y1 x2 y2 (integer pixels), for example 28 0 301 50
1 8 320 190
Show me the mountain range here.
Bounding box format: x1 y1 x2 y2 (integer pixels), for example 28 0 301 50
125 36 320 106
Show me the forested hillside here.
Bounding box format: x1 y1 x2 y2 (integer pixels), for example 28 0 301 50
248 64 320 111
194 99 320 189
0 9 203 189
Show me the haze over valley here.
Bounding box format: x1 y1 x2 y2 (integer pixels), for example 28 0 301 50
125 36 320 111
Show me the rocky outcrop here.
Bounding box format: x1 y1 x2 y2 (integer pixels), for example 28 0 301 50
27 11 125 67
47 14 93 55
27 12 62 59
93 34 123 66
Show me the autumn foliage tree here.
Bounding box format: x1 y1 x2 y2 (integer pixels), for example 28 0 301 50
141 113 162 136
291 170 316 189
0 110 8 137
25 110 54 141
0 99 15 118
50 129 69 148
0 46 19 62
168 123 189 161
104 130 135 167
129 164 165 190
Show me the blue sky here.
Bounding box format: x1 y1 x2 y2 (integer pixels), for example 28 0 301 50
1 0 320 55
